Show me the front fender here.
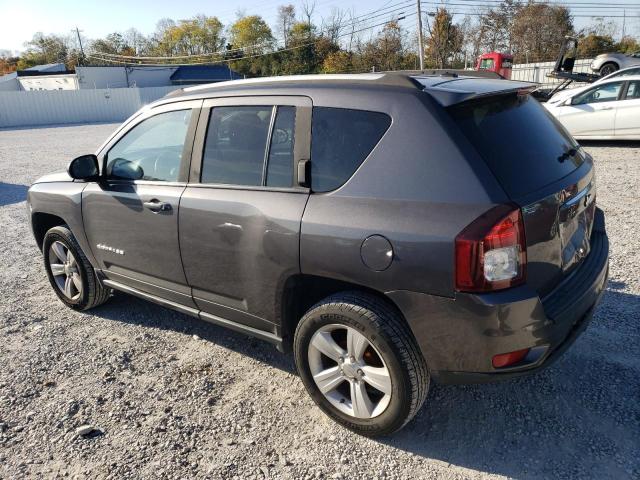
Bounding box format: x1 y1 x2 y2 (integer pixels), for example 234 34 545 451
28 182 97 267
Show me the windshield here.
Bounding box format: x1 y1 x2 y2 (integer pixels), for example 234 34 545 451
448 93 585 198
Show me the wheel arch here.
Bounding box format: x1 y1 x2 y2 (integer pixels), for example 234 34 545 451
278 273 410 353
31 212 67 251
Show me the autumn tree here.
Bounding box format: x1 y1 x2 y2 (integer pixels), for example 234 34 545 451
356 21 416 72
511 3 573 63
17 33 72 69
425 9 464 68
577 35 616 57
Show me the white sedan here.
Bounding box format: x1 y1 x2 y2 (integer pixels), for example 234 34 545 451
544 75 640 140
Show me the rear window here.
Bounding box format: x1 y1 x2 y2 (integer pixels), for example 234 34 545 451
311 107 391 192
448 94 584 198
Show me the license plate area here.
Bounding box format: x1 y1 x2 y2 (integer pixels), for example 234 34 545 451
559 182 596 272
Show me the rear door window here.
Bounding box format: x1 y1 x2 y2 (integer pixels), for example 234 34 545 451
201 106 272 186
448 94 585 198
311 107 391 192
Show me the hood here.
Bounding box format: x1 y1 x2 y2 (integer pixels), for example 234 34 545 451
547 84 590 104
32 171 73 184
596 53 626 60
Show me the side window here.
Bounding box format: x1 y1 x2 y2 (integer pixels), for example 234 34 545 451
106 109 192 182
266 106 296 188
624 81 640 100
479 58 495 70
572 83 622 105
311 107 391 192
201 106 272 186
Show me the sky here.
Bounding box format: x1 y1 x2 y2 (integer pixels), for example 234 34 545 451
0 0 639 54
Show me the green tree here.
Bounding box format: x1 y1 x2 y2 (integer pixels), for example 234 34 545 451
228 15 275 76
152 15 225 58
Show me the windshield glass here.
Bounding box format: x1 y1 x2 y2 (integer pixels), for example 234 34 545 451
448 93 585 198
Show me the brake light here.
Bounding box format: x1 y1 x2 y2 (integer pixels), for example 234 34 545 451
455 204 526 292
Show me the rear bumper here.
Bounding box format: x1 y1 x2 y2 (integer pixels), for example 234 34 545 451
388 209 609 384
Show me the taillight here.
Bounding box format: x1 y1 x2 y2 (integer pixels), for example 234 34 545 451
455 204 527 292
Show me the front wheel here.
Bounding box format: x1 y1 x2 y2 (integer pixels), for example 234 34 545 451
43 226 111 311
294 292 429 436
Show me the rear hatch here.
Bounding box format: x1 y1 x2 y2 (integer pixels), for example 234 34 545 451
440 82 596 296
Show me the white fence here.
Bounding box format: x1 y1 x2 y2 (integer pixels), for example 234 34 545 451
0 86 182 129
511 58 594 86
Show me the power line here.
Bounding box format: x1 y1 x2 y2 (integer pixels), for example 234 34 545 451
88 14 416 67
91 2 415 63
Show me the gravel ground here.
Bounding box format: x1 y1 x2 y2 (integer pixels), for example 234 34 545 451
0 123 638 480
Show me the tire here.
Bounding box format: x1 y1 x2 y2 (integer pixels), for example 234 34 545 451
43 225 111 311
599 62 618 77
294 291 429 436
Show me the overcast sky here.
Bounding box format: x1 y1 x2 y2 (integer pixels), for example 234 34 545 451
0 0 638 54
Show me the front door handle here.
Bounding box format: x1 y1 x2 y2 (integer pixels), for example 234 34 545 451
598 106 614 110
143 199 172 212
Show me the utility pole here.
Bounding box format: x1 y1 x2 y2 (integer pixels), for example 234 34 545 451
74 27 85 66
622 10 626 40
416 0 424 71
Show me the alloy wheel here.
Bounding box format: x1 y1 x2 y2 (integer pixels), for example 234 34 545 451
307 324 392 419
49 241 82 301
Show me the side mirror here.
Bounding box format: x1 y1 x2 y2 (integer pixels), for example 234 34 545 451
68 154 99 180
109 158 144 180
563 98 574 106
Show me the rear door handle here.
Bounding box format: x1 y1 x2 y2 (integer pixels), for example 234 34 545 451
143 199 172 212
598 106 614 110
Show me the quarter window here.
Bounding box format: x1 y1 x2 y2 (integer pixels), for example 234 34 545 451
106 109 192 182
310 107 391 192
572 82 622 105
624 81 640 99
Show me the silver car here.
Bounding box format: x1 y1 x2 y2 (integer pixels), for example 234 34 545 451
591 51 640 76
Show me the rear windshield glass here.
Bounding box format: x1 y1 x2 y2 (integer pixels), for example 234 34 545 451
448 94 584 198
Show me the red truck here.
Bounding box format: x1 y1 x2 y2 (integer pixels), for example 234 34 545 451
476 52 513 79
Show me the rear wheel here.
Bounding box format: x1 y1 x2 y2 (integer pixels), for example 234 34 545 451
599 62 618 77
294 292 429 436
43 226 111 311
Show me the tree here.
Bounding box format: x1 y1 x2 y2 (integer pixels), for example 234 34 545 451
617 36 640 54
322 50 353 73
510 3 574 63
276 5 296 47
228 15 275 76
577 34 616 58
425 9 464 68
152 15 225 58
17 33 70 69
356 21 416 72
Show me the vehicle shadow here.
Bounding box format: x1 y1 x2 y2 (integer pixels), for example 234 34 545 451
0 182 29 207
90 286 639 479
579 139 640 149
91 292 296 373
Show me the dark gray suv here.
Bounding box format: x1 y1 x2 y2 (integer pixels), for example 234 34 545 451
28 73 609 436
